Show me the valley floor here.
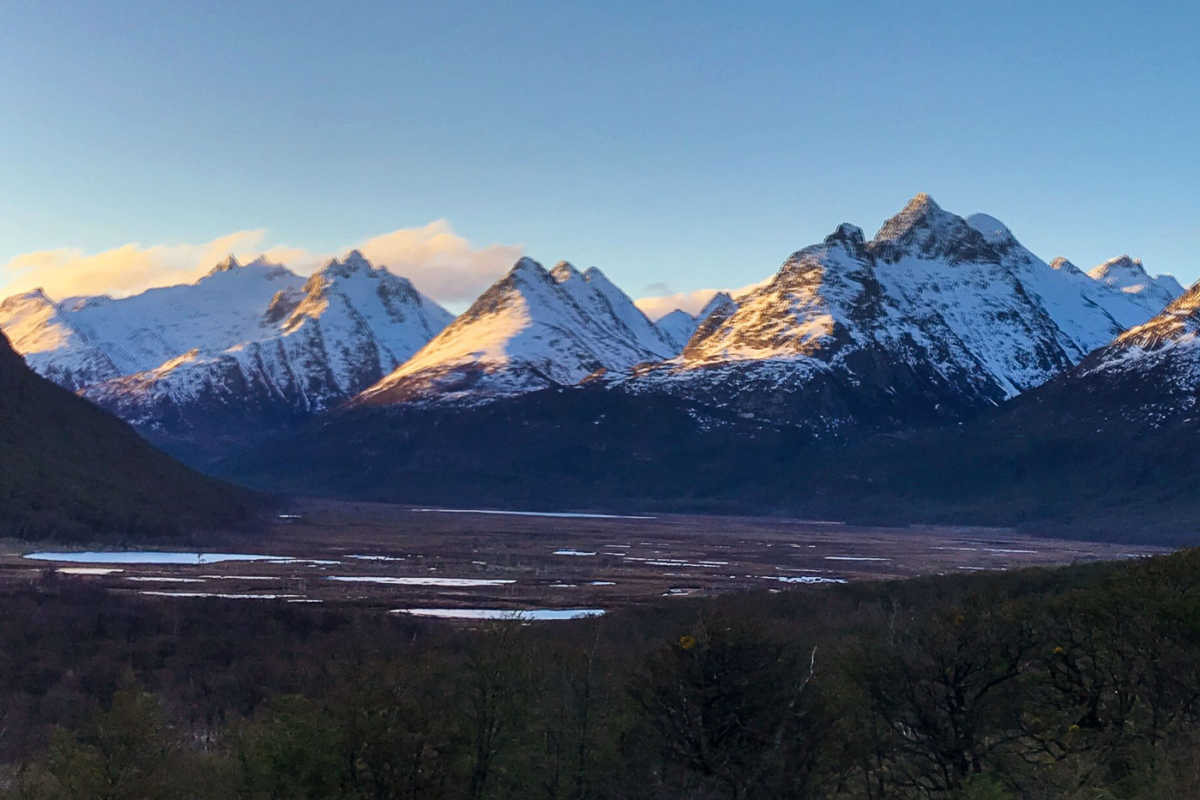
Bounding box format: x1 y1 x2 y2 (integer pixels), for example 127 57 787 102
0 500 1167 615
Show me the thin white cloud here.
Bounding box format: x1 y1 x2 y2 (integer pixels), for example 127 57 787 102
0 221 524 307
357 220 523 305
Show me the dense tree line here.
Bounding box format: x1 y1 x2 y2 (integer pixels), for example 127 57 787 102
4 549 1200 798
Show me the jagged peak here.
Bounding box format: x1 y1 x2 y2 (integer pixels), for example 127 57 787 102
697 291 736 319
657 308 693 322
206 254 241 276
1090 254 1145 278
549 261 580 283
868 193 1000 264
825 223 865 247
0 287 54 308
1049 256 1082 274
872 193 957 242
509 256 545 276
316 250 376 280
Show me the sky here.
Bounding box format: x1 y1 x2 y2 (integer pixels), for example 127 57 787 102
2 0 1198 316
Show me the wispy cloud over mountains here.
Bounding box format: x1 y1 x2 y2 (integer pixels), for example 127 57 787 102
1 221 523 306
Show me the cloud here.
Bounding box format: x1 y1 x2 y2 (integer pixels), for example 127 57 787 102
634 288 724 321
0 221 523 307
2 230 268 300
357 220 524 305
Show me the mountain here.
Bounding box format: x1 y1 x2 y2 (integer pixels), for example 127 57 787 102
0 252 453 463
356 258 678 406
0 329 254 541
651 292 739 351
619 195 1183 435
1087 255 1184 311
219 195 1197 543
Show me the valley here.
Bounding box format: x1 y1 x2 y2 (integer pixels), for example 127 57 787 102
0 500 1166 616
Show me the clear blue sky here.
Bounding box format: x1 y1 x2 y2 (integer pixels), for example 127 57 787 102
2 0 1198 300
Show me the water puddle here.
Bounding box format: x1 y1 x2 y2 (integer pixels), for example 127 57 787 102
327 576 515 587
390 608 605 620
412 508 654 520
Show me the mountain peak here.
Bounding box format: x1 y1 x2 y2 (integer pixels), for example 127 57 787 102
697 291 736 320
0 287 53 307
550 261 581 283
825 223 865 247
206 254 241 276
1091 254 1145 278
318 250 375 280
1049 257 1083 275
502 257 548 285
965 213 1016 246
1088 255 1149 287
872 193 954 243
870 193 996 264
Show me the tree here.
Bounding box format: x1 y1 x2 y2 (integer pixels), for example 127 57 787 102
629 615 821 800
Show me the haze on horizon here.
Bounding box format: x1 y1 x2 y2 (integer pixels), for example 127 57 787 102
2 0 1197 314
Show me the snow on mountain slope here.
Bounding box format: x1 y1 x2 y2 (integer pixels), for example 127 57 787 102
653 310 697 351
357 258 675 405
0 252 453 460
54 256 304 375
1087 255 1184 312
1075 281 1200 392
967 218 1182 342
652 291 738 351
0 289 120 389
986 279 1200 453
623 219 1008 430
620 194 1183 432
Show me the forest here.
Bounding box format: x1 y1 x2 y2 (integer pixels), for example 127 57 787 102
3 546 1200 799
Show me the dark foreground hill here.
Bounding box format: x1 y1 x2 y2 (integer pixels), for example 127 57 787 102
0 332 257 541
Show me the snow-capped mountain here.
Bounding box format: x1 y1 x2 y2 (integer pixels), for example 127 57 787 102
621 194 1183 433
652 292 738 351
1087 255 1184 311
357 258 678 405
1059 280 1200 416
0 289 121 390
0 252 452 461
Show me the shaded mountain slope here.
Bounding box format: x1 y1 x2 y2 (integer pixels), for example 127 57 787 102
0 332 256 541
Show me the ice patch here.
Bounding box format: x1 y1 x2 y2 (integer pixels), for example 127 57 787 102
823 556 891 562
199 575 278 581
757 575 848 584
327 576 515 587
57 567 123 575
139 592 303 600
412 508 655 520
25 551 332 565
126 576 206 583
553 549 597 556
391 608 605 621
